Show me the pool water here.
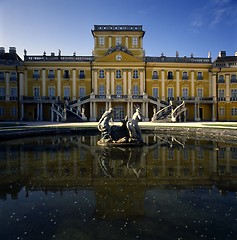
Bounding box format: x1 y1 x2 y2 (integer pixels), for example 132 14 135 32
0 134 237 240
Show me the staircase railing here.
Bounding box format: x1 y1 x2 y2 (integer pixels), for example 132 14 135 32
152 101 173 121
51 103 66 121
171 101 186 122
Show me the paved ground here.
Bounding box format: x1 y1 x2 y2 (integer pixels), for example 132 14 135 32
1 121 237 129
1 121 237 140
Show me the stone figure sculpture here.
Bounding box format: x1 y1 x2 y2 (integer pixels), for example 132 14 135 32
97 107 144 146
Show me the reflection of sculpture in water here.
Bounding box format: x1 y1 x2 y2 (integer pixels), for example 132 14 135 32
97 107 144 145
97 147 145 178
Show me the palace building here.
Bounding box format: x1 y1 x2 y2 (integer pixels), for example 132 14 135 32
0 25 237 122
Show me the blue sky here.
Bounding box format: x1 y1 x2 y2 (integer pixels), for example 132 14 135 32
1 0 236 59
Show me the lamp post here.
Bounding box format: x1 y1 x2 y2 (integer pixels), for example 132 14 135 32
216 68 221 121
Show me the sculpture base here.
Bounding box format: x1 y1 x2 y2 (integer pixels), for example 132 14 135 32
97 137 145 147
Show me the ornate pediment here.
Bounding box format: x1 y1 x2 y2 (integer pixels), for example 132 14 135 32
105 44 132 56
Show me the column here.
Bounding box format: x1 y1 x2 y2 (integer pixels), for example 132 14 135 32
57 69 61 97
37 103 40 121
19 72 24 96
94 71 98 94
40 103 43 120
111 71 115 94
109 37 112 48
191 71 195 97
5 72 9 101
212 74 217 100
123 71 127 94
127 101 130 119
73 69 76 99
125 37 128 48
128 71 132 93
140 70 144 94
226 74 230 101
21 103 24 121
212 103 216 121
176 70 180 99
42 69 46 96
106 71 110 94
161 70 165 100
24 69 28 95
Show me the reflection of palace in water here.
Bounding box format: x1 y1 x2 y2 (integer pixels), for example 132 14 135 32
1 134 237 216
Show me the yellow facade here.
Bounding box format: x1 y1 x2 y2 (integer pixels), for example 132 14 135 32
0 26 237 122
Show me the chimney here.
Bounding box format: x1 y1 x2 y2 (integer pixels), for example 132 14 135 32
0 47 5 55
218 51 226 58
9 47 16 54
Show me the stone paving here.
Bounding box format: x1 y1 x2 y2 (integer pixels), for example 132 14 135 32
1 121 237 141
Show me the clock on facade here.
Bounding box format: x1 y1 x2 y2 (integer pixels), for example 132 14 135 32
116 54 122 61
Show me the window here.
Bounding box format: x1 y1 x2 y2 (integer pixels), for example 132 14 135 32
168 71 173 80
99 85 105 95
219 108 225 116
152 71 158 80
197 72 203 80
114 105 125 120
116 85 122 95
48 70 55 79
64 87 70 98
133 70 138 79
10 87 17 100
79 87 85 97
0 87 5 100
64 70 70 79
231 89 237 100
182 71 188 80
218 75 225 83
152 87 159 98
79 70 85 79
33 87 40 97
0 107 5 116
11 107 17 117
99 37 105 46
99 70 105 78
133 85 139 95
231 108 237 116
33 70 40 79
182 88 188 99
218 89 225 101
231 74 237 83
116 37 122 45
116 70 121 79
10 72 17 81
132 37 138 46
197 88 203 98
48 87 55 97
0 72 4 81
168 88 174 99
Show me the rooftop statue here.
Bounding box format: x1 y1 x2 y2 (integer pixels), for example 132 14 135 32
97 107 144 146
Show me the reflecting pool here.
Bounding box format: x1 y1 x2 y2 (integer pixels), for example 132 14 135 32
0 133 237 240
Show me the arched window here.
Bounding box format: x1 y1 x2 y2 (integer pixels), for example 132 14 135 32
48 70 54 79
114 105 125 121
99 69 105 78
182 71 188 80
116 70 122 79
231 74 237 83
133 85 139 95
79 70 85 79
133 70 139 79
99 85 105 95
116 85 122 95
152 71 158 80
167 71 173 80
